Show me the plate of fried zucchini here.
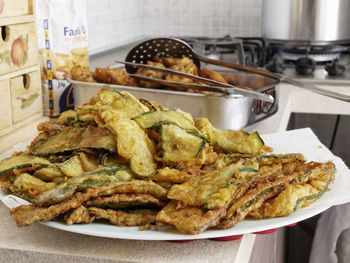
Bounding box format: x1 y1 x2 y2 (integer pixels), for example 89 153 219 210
1 88 349 240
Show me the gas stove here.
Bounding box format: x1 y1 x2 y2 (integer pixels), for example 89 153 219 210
178 35 350 81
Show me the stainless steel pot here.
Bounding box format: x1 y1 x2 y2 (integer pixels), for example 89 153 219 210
262 0 350 44
70 72 279 131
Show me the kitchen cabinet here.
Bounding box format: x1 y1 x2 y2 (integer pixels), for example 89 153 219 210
0 0 48 152
0 0 31 18
0 79 11 130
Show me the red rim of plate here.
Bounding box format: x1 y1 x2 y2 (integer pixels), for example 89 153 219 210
254 228 278 235
210 234 243 241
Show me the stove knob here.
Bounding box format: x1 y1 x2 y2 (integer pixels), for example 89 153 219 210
266 57 285 74
325 59 345 76
295 57 315 76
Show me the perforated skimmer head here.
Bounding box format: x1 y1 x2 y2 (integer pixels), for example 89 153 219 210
125 38 201 73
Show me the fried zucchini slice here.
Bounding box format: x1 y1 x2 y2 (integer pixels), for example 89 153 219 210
56 110 77 125
139 99 164 111
151 167 192 183
66 206 157 226
86 193 166 209
36 164 132 206
0 155 51 177
30 126 117 155
156 200 226 234
194 117 265 154
133 110 198 133
94 88 149 118
13 173 56 196
215 129 264 155
194 117 216 144
161 124 205 163
167 160 257 209
33 167 65 181
60 156 84 177
101 111 157 178
97 88 124 105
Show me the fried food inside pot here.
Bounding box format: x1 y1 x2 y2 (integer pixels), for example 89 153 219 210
70 55 254 94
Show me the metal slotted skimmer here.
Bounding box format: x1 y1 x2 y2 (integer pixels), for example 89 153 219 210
125 37 350 103
125 38 201 73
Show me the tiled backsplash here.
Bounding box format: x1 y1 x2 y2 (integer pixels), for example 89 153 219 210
87 0 262 54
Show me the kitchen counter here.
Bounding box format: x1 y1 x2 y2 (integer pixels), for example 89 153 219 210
1 46 350 263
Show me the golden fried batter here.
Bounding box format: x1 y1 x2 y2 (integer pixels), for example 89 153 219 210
217 171 304 229
165 57 199 84
167 160 252 209
199 68 227 84
66 206 157 227
94 67 129 85
71 65 96 82
10 188 96 226
136 61 167 88
151 167 192 183
86 193 166 209
156 200 226 234
249 161 335 219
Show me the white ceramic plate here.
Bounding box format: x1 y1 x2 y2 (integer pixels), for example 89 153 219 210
1 128 350 240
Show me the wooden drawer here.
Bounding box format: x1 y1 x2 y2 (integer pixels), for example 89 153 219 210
0 79 11 130
0 0 31 18
10 69 41 123
0 22 38 76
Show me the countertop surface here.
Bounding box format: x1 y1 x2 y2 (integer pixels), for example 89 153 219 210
1 45 350 263
0 203 256 263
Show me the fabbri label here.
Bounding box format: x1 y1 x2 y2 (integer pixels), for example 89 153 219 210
63 25 87 37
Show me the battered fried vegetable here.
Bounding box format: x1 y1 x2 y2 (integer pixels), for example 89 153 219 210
94 67 129 85
194 117 216 144
66 206 157 226
30 126 118 155
56 110 78 126
136 61 167 88
33 167 65 181
156 200 226 234
13 173 56 196
36 165 132 206
249 161 335 219
217 172 303 229
101 110 157 177
194 117 265 155
199 68 227 84
0 88 337 235
0 155 51 177
71 65 96 82
161 124 206 163
167 159 258 209
11 189 97 226
215 130 264 155
133 110 198 133
164 57 199 84
139 99 164 111
90 88 149 119
151 167 192 183
86 193 166 209
11 180 167 226
60 156 83 177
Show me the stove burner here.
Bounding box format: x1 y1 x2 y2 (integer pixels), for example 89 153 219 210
280 51 341 62
295 57 316 75
325 59 346 76
266 56 285 74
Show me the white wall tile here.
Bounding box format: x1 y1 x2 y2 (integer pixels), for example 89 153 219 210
87 0 262 54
